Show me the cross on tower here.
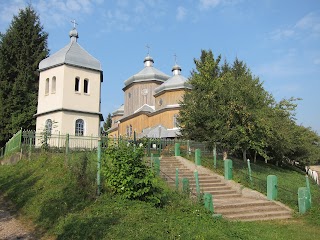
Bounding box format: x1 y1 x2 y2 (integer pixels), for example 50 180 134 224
146 44 150 56
174 53 178 65
71 19 78 29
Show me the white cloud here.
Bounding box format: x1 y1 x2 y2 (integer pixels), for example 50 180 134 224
0 0 25 31
199 0 221 10
176 6 187 21
270 12 320 41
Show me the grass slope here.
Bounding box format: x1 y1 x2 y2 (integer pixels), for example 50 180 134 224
0 153 320 239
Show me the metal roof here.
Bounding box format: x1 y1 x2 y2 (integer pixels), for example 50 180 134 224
124 55 170 87
154 64 192 95
138 124 180 138
39 28 102 72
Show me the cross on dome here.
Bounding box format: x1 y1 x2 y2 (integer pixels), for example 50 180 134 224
71 19 78 29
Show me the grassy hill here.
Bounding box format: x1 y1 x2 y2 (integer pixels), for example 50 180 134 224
0 152 320 239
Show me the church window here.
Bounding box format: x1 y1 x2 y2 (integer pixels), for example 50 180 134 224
84 79 89 94
126 125 129 136
129 125 133 137
75 77 80 92
45 78 49 95
45 119 52 136
51 76 56 93
75 119 84 136
173 114 179 128
128 92 131 98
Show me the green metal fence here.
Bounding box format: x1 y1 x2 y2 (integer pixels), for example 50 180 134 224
2 129 22 157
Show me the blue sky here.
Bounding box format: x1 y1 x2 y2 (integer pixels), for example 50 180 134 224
1 0 320 133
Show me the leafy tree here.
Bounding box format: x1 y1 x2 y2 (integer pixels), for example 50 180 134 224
0 5 49 147
103 113 112 130
179 50 272 160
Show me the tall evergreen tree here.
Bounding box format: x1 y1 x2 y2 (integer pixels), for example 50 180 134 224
0 5 49 146
103 113 113 130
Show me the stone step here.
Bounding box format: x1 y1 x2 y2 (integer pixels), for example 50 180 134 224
214 200 275 209
215 204 283 215
225 210 292 221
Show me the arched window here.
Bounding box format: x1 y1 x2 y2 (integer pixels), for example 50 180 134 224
75 77 80 92
45 78 49 95
75 119 84 136
84 79 89 94
173 114 179 128
51 76 56 93
45 119 52 136
129 125 133 137
126 125 129 136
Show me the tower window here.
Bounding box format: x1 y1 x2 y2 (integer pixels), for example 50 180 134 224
84 79 89 94
51 76 56 93
75 77 80 92
45 78 49 95
45 119 52 136
75 119 84 136
129 125 133 137
126 125 129 136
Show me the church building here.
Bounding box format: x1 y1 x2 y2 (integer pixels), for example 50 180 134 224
108 55 191 139
35 26 103 139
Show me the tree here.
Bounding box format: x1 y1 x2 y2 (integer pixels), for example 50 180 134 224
103 113 112 130
0 5 49 146
179 50 272 160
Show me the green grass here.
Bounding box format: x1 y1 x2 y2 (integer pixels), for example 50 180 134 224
0 152 320 239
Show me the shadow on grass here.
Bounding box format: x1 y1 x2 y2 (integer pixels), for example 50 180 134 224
56 214 121 240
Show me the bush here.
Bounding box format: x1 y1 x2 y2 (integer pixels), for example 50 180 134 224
102 142 166 206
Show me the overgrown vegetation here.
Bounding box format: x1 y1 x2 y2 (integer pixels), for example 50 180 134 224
102 142 168 206
1 152 320 239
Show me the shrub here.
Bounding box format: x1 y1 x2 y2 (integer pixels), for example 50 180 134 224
102 142 166 206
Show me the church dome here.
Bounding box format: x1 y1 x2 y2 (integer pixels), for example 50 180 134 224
123 55 170 88
39 28 102 72
154 64 192 95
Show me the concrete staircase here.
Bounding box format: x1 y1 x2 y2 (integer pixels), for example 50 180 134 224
159 156 292 221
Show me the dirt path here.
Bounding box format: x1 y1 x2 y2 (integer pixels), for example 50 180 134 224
0 195 35 240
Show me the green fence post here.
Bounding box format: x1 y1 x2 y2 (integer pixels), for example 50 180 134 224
267 175 278 200
187 140 190 156
305 175 312 206
213 144 217 169
154 157 160 176
150 153 154 168
247 159 253 187
194 169 201 200
204 193 214 213
182 178 190 195
97 139 102 196
298 187 311 214
147 138 151 157
195 149 201 166
65 134 69 165
175 143 181 156
175 168 179 190
224 159 233 180
28 137 32 160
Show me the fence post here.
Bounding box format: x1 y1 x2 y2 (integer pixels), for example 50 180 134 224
175 168 179 190
204 193 214 213
28 137 32 160
194 169 201 200
247 159 253 187
97 139 102 195
65 134 69 164
298 187 311 214
175 143 180 156
182 178 190 195
267 175 278 200
213 144 217 169
187 140 190 156
154 157 160 176
195 149 201 166
305 175 312 206
224 159 233 180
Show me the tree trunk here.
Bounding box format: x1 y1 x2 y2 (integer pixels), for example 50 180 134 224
242 149 247 162
254 151 257 163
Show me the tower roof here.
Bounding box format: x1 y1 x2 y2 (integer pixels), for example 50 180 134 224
123 55 170 88
39 28 102 72
154 64 192 95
